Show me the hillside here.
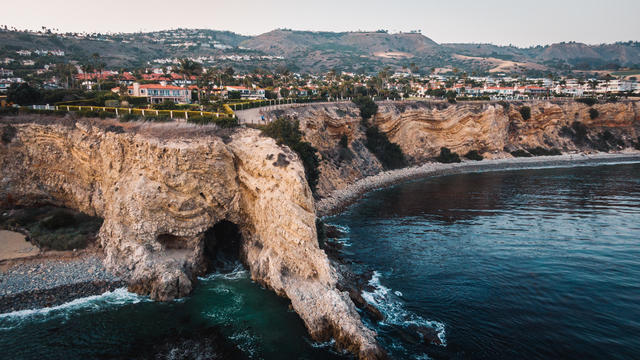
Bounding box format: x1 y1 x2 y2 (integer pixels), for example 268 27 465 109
1 28 638 74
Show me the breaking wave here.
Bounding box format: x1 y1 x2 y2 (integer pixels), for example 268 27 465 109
0 288 147 329
362 271 447 346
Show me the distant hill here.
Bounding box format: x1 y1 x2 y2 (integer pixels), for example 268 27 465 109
0 28 637 74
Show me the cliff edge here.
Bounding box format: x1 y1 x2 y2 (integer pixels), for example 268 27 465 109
0 117 383 359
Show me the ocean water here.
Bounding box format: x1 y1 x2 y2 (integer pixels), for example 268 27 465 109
1 163 639 359
326 162 640 359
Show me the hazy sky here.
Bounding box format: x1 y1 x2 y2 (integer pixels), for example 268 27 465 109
2 0 638 46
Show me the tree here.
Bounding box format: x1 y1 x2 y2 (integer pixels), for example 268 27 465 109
7 83 44 105
352 96 378 124
177 58 203 102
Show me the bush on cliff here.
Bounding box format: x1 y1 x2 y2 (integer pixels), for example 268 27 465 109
1 125 17 144
352 96 378 125
589 108 599 119
511 149 532 157
519 106 531 120
576 97 598 106
526 147 562 156
337 134 353 162
263 118 320 194
364 126 406 169
464 150 484 161
436 147 461 163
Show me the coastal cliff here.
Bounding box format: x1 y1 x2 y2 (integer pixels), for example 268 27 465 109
262 100 640 197
0 118 382 359
1 99 638 358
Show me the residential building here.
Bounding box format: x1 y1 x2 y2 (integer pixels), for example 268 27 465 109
112 82 190 104
225 86 266 100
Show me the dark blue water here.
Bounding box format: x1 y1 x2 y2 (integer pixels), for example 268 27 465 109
327 162 640 359
1 163 639 359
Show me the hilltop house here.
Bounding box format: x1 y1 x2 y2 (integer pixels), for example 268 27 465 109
112 82 190 104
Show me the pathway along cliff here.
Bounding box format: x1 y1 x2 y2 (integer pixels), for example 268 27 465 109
1 99 639 359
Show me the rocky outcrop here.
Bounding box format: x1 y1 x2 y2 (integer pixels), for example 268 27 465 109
260 100 640 196
0 118 383 359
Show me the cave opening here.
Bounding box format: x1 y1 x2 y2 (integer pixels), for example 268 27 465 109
202 220 244 274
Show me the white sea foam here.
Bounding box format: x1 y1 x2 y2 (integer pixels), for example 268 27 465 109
229 329 260 358
0 288 147 328
326 223 352 246
198 263 248 281
362 271 447 346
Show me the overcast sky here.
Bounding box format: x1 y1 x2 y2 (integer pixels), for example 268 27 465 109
2 0 638 47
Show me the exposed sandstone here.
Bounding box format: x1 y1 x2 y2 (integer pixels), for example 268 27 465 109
0 118 383 359
260 100 640 196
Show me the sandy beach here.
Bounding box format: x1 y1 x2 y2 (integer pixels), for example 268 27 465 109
0 230 39 261
316 152 640 217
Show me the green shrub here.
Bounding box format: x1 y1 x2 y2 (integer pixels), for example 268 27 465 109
589 108 599 119
337 134 353 162
0 107 19 116
464 150 483 161
120 113 141 122
436 147 461 163
99 111 117 119
527 147 562 156
352 96 378 124
188 115 238 128
497 100 510 110
511 149 532 157
41 209 77 230
571 121 589 144
519 106 531 120
153 100 181 110
338 134 349 148
214 116 238 128
263 118 320 194
1 125 17 144
365 126 406 169
576 97 598 106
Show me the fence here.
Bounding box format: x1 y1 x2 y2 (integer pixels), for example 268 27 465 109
54 105 231 119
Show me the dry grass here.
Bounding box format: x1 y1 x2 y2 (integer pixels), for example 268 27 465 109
0 114 242 140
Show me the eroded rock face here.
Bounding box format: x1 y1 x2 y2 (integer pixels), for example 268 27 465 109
260 100 640 196
374 100 640 162
0 118 383 359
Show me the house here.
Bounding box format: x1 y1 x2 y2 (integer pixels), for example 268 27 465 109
225 86 266 100
0 68 14 77
112 82 190 104
21 60 35 66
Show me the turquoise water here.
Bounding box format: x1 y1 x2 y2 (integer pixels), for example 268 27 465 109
1 163 639 359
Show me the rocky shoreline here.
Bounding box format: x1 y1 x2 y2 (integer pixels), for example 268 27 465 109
0 253 123 313
316 152 640 217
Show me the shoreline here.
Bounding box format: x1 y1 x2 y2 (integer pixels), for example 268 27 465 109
316 152 640 217
0 251 123 313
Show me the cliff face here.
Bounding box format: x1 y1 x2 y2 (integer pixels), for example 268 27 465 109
375 100 640 163
0 118 382 359
269 104 384 198
261 100 640 196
